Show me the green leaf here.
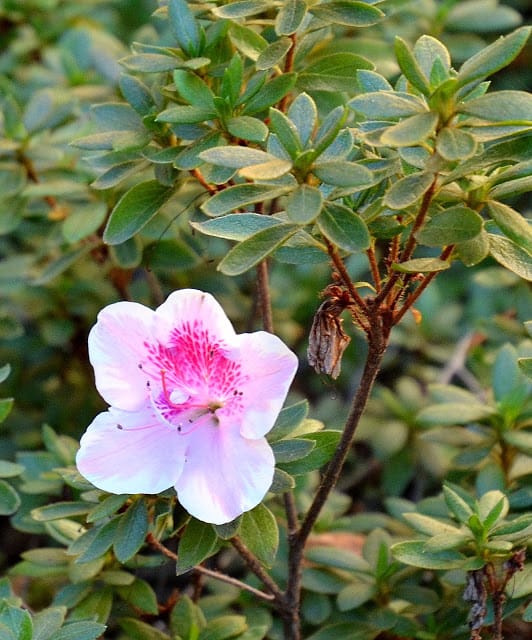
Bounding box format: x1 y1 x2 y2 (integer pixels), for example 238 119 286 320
478 491 508 529
168 0 202 57
318 202 371 253
242 73 296 115
0 460 24 478
269 107 301 158
176 518 218 575
313 161 373 188
157 105 216 123
199 146 276 169
279 430 341 475
413 35 451 84
0 363 11 384
256 37 292 70
201 184 290 216
272 438 315 463
298 53 372 93
443 484 474 524
119 618 171 640
309 1 383 26
458 90 532 123
456 26 531 88
276 0 307 35
212 0 271 18
170 595 206 639
384 172 434 209
229 24 268 61
416 205 483 246
103 180 174 245
239 158 292 180
394 37 431 95
0 605 32 640
53 621 107 640
424 531 472 551
218 223 299 275
403 512 463 536
488 234 532 281
486 201 532 254
269 468 296 494
0 398 14 424
191 213 281 241
286 184 323 224
199 615 248 640
417 401 494 426
226 116 268 142
267 400 309 442
239 504 279 567
32 607 66 640
337 578 377 611
31 502 91 522
380 112 438 146
114 499 149 563
393 258 450 274
436 127 477 160
119 74 154 116
456 229 490 266
0 480 21 516
391 540 473 570
117 578 159 615
174 70 215 109
70 518 120 564
349 92 427 118
121 53 185 72
288 93 317 147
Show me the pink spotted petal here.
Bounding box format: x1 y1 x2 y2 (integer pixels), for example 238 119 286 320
176 424 275 524
153 289 237 346
89 301 155 411
234 331 299 439
76 405 185 495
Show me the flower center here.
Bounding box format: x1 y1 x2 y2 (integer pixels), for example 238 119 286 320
141 321 247 435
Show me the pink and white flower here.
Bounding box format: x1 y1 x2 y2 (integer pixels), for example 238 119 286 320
76 289 298 524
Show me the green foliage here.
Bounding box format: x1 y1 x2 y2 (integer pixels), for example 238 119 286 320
0 1 531 639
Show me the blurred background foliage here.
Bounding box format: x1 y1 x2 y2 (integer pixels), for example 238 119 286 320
0 1 531 639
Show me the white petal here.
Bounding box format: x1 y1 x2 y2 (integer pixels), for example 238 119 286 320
234 331 299 439
154 289 236 347
88 301 155 411
76 405 185 495
176 425 274 524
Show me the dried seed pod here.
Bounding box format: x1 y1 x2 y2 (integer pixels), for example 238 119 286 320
308 298 351 379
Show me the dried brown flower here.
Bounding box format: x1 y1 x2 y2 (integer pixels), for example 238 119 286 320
308 296 351 379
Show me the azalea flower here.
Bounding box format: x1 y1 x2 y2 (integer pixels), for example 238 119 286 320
76 289 298 524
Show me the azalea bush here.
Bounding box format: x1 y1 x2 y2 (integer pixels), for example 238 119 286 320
1 1 531 639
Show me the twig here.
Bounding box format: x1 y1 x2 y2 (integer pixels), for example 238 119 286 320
145 533 275 603
323 237 368 314
283 321 389 640
366 245 382 292
256 260 274 334
230 536 285 602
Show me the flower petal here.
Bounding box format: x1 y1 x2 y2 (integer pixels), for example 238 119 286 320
76 405 185 495
176 425 275 524
154 289 237 346
89 301 155 411
234 331 299 439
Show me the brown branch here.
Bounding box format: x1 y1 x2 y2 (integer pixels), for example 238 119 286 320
190 168 219 195
375 175 438 307
256 260 274 334
145 533 275 603
278 34 297 112
366 245 382 292
323 237 368 314
230 536 285 602
283 321 389 640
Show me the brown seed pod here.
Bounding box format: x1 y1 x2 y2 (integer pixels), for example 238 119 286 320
308 297 351 379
